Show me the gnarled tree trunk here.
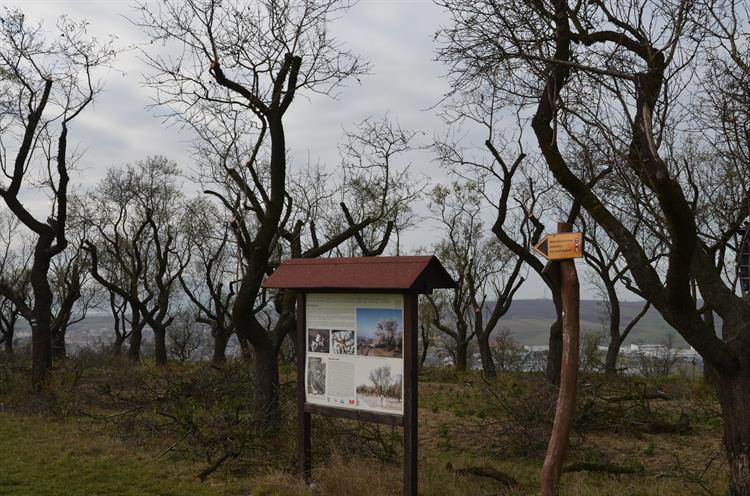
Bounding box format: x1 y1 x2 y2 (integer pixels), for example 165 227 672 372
154 327 168 365
127 310 143 362
254 341 281 432
455 337 469 372
477 331 496 378
604 338 622 375
30 249 54 390
717 368 750 495
212 328 231 365
52 327 67 361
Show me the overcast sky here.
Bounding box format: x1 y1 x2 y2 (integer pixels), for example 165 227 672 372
11 0 613 300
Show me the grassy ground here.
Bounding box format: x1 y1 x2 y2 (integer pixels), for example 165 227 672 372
0 354 729 495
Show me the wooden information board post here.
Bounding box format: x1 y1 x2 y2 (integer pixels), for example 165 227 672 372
534 223 583 496
263 256 456 496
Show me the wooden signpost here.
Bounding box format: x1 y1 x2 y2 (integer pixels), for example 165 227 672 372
536 223 582 496
533 232 583 260
263 256 456 496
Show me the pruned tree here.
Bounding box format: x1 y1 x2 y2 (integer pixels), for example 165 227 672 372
427 180 523 375
435 0 750 492
179 196 237 365
80 176 146 361
0 209 30 354
433 80 568 384
0 8 115 387
108 290 130 356
167 307 205 362
581 215 651 374
84 157 189 365
133 0 412 430
48 242 98 359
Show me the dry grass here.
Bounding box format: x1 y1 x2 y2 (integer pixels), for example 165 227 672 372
0 354 730 495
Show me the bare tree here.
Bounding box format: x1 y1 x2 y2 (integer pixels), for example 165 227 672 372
368 365 400 408
48 243 98 359
334 115 423 256
132 0 415 430
108 290 130 356
84 157 189 365
79 175 146 361
179 197 237 364
580 215 651 374
0 209 29 354
433 83 567 384
0 9 115 387
167 307 205 362
0 296 19 354
491 328 528 373
427 181 522 375
435 0 750 492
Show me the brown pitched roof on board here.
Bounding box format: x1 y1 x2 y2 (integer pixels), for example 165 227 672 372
262 256 456 293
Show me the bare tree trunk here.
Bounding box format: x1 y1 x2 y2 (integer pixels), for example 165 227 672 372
604 283 621 375
717 371 750 495
254 341 280 432
154 328 168 366
702 308 717 385
111 336 126 356
111 299 128 357
2 317 15 354
212 328 231 365
419 323 430 369
455 338 468 372
30 251 53 390
127 310 142 362
52 327 67 361
238 334 253 361
477 332 496 378
604 338 621 376
474 302 498 378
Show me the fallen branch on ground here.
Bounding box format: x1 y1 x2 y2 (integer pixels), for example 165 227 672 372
446 462 518 487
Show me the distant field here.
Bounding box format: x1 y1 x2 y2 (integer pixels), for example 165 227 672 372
497 299 688 347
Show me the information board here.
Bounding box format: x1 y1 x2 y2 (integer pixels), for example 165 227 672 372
305 293 404 415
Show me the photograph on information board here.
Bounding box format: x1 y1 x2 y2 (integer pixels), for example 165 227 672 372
307 357 326 396
355 358 403 412
308 329 330 353
355 308 403 358
331 329 356 355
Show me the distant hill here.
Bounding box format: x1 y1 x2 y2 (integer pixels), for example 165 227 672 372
496 299 688 347
12 299 691 349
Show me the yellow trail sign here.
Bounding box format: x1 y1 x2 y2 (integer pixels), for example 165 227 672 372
533 232 584 260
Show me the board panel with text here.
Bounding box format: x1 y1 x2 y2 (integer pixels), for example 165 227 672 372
305 293 404 415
